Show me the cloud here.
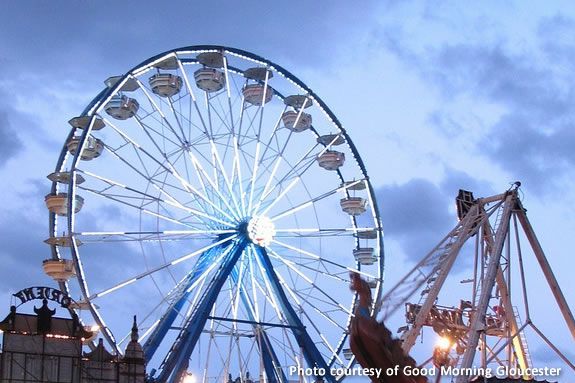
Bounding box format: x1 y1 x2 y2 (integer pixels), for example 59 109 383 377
377 178 452 262
376 12 575 195
376 169 494 262
0 110 23 167
0 1 382 78
0 208 52 292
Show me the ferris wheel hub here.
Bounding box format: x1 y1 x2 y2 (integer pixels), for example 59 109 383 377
246 215 275 247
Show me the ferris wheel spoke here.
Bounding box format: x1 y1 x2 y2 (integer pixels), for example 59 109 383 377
245 106 285 213
77 181 233 229
267 251 349 286
177 58 216 143
107 117 238 224
259 131 345 207
187 152 242 221
132 76 184 144
265 248 353 317
88 235 237 300
74 185 203 229
250 156 282 215
75 169 219 225
252 146 320 216
164 94 190 144
273 226 377 238
209 140 244 216
268 178 365 222
101 118 218 217
231 135 247 215
178 58 224 199
165 160 238 224
75 228 235 243
300 306 348 366
270 239 376 279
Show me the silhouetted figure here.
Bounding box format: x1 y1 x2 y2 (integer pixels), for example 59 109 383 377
0 305 17 331
34 299 56 334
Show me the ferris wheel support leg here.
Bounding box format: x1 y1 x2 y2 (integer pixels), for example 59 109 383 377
229 267 288 383
143 246 219 362
515 203 575 342
254 246 337 383
157 239 249 383
456 193 515 383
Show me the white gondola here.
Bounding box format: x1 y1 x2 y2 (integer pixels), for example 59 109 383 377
105 95 139 120
355 229 378 240
104 76 139 92
42 259 76 282
44 236 82 247
366 278 378 289
82 325 100 344
149 73 183 97
45 193 84 216
197 51 224 68
281 111 312 132
317 150 345 170
243 84 273 105
317 134 345 146
194 68 225 92
67 136 104 161
284 94 312 109
47 171 85 185
353 247 376 265
340 197 367 216
343 348 353 360
244 67 273 81
68 116 105 131
341 180 366 191
154 56 179 70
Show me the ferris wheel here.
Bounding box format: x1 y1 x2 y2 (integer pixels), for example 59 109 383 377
43 46 384 383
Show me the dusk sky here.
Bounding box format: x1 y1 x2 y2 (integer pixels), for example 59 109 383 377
0 1 574 381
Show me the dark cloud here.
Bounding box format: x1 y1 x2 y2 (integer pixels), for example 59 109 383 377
0 1 382 78
377 178 453 261
0 209 52 292
378 15 575 195
0 85 61 165
0 110 23 166
376 170 494 262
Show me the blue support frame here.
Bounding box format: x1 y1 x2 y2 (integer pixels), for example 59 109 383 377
229 266 287 383
156 238 249 383
253 246 336 383
143 245 218 362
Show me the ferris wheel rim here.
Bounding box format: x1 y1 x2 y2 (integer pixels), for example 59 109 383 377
47 45 385 381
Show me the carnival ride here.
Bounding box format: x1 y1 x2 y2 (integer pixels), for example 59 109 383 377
43 46 384 383
375 184 575 382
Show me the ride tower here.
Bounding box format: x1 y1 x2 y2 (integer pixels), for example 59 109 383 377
377 184 574 381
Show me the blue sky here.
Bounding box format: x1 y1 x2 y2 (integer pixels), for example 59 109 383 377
0 0 574 381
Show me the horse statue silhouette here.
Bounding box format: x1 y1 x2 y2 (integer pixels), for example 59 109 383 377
349 273 428 383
